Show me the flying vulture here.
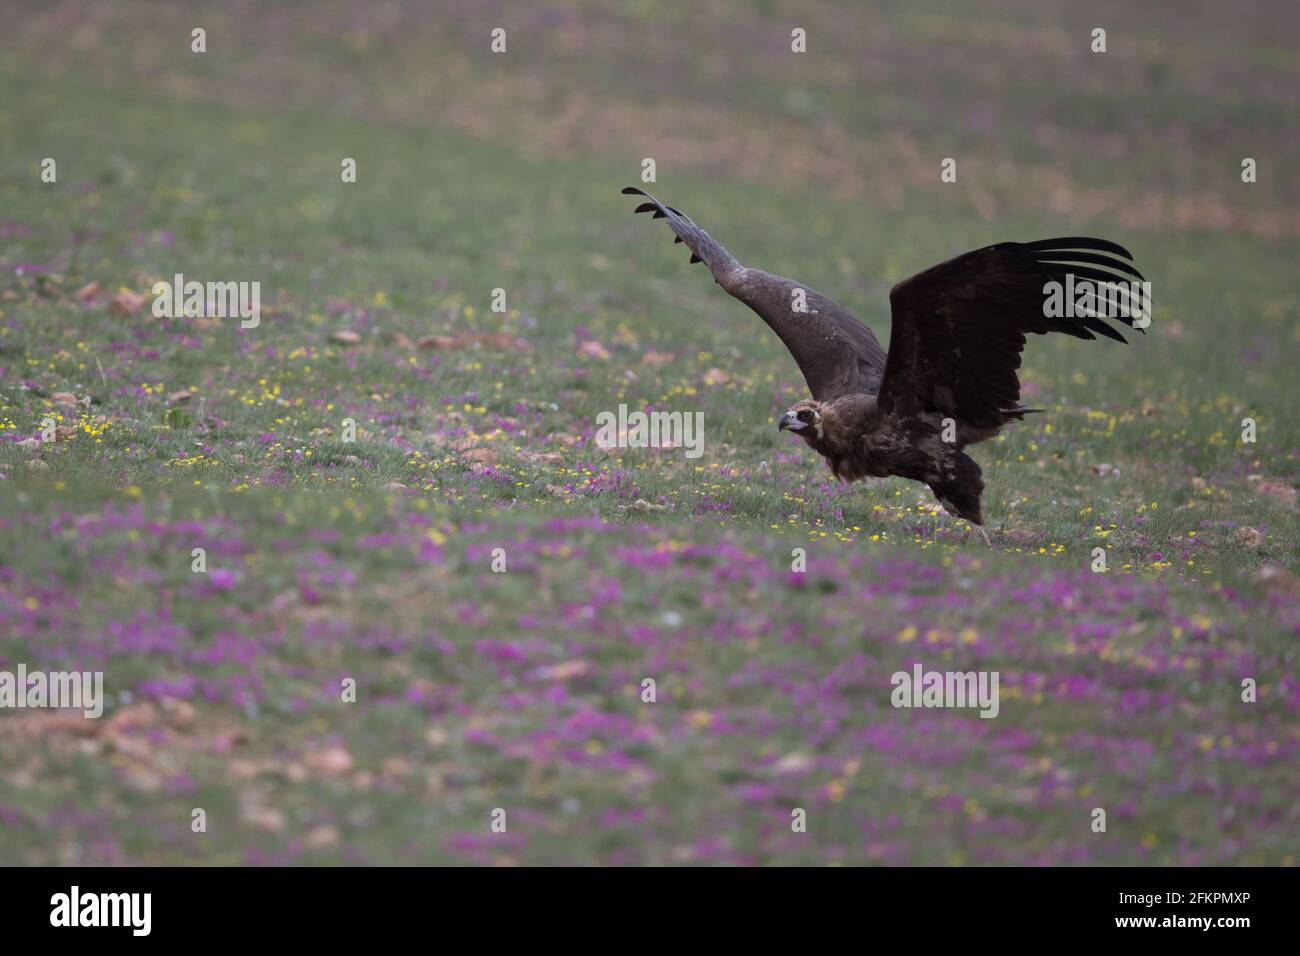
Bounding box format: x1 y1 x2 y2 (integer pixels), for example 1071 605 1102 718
622 186 1147 543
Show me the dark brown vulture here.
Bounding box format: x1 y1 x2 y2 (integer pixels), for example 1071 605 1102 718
622 186 1147 543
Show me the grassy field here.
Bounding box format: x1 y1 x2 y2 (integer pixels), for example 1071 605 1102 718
0 0 1297 865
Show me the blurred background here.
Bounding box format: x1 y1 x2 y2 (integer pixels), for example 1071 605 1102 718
5 0 1298 231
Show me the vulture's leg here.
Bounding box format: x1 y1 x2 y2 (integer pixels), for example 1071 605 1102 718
972 523 992 549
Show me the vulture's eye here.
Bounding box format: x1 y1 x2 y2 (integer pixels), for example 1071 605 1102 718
797 411 813 423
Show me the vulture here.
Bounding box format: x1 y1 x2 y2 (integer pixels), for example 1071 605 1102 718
622 186 1147 543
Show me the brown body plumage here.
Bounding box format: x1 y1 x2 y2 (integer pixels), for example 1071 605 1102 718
623 186 1147 533
780 395 995 525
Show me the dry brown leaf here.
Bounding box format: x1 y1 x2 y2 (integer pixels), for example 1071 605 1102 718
109 290 148 315
773 752 814 775
304 825 340 849
535 660 590 681
1234 527 1264 548
242 804 286 832
417 334 459 350
623 498 667 513
303 745 354 776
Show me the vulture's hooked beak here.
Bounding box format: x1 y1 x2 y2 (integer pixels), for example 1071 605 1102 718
778 411 800 432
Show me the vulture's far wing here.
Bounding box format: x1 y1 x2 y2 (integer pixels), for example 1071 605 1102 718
622 187 886 401
879 238 1146 429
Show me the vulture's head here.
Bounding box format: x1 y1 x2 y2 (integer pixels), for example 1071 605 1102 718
778 399 826 445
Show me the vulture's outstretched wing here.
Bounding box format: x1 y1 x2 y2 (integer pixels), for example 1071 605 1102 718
879 238 1146 429
622 187 886 401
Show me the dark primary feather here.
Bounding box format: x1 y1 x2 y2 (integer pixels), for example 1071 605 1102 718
622 186 886 401
879 239 1147 428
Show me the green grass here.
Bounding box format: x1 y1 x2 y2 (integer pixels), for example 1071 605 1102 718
3 69 1294 572
0 1 1297 865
